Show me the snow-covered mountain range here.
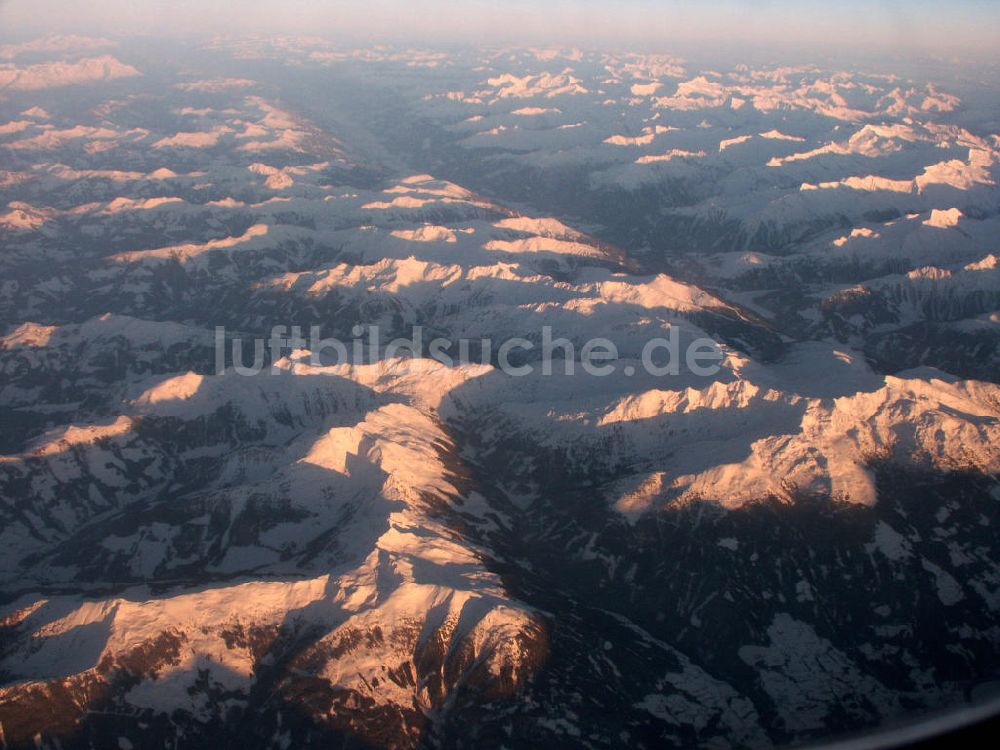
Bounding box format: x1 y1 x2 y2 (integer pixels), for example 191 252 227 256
1 33 999 749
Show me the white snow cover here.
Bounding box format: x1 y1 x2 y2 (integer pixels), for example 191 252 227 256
0 321 59 348
630 82 662 96
924 207 963 228
719 135 753 152
0 55 140 90
636 149 707 164
152 128 229 149
0 35 113 59
4 416 136 460
454 348 1000 517
0 355 544 720
486 70 588 99
174 77 255 92
108 224 270 264
391 225 470 243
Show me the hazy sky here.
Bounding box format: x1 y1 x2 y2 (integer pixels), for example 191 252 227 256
2 1 999 57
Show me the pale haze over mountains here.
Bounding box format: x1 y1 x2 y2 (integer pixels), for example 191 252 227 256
4 0 1000 55
1 2 1000 749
